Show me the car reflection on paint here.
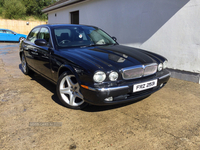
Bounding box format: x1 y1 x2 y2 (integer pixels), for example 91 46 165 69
19 24 170 109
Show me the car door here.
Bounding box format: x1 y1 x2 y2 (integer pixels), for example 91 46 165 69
0 30 4 41
5 30 18 41
23 27 41 70
32 27 52 79
0 30 8 41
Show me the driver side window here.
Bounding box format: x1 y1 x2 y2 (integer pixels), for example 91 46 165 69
38 27 50 45
27 27 40 43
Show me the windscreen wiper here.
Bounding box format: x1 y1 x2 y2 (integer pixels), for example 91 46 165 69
80 43 117 48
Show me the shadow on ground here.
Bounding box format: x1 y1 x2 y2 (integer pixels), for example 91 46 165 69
19 64 146 112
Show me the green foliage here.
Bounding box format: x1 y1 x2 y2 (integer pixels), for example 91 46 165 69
0 0 56 20
22 0 38 16
4 0 26 19
0 0 4 16
0 0 4 7
0 7 3 15
21 0 57 18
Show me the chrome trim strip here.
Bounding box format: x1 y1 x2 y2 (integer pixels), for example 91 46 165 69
86 85 129 92
159 72 171 80
145 63 158 67
98 86 129 92
120 65 144 73
87 87 96 91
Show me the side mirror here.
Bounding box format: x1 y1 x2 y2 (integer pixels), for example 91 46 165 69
112 37 117 41
35 39 47 46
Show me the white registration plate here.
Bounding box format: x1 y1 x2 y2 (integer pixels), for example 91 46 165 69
133 79 158 92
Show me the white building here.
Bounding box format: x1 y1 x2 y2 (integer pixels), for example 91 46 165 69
42 0 200 84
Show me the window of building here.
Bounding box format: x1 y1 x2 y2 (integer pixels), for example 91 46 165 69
71 11 79 24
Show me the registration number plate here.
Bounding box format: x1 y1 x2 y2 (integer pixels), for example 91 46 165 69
133 79 158 92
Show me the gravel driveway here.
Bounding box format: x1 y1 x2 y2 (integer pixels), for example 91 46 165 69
0 43 200 150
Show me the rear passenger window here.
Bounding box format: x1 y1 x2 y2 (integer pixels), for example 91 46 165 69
6 30 13 34
27 28 40 43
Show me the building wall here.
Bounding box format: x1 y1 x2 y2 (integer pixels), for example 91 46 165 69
47 0 200 75
0 19 46 35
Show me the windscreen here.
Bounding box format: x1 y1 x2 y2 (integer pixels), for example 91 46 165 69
53 26 116 48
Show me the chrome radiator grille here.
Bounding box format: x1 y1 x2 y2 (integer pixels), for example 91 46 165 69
121 63 157 80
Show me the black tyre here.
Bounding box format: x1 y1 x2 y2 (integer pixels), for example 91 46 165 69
56 72 88 109
21 53 31 75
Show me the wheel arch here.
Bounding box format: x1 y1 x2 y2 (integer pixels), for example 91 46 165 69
19 51 23 61
19 42 24 60
57 65 81 83
19 37 25 42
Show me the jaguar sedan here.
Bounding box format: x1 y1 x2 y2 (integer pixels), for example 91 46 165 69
0 28 27 42
19 24 170 109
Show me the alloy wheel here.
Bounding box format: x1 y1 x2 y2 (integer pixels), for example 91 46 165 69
21 54 27 73
19 37 25 42
59 75 84 107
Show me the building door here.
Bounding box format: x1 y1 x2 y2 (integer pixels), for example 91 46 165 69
71 11 79 24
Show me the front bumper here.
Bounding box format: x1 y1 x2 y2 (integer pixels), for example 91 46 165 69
81 69 171 105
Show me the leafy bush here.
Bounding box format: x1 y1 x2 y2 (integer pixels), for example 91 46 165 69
0 0 3 7
4 0 26 19
0 7 3 15
0 0 56 21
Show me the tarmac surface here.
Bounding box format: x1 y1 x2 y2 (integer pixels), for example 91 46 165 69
0 43 200 150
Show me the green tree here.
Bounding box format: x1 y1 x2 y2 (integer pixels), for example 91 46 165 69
1 0 56 20
22 0 38 16
0 0 4 6
0 0 4 15
21 0 57 20
22 0 56 15
4 0 26 19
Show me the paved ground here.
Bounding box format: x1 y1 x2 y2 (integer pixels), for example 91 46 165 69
0 43 200 150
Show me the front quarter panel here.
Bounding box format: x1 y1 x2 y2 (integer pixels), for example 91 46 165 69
51 50 95 86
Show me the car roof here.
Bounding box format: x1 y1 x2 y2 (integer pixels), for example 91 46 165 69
0 28 11 31
34 24 98 29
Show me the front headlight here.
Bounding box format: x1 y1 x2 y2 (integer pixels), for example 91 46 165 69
158 63 163 71
109 71 118 81
163 60 168 69
93 71 106 82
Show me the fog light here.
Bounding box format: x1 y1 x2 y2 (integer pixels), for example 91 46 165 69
105 97 113 101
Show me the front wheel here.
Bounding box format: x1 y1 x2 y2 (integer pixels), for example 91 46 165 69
56 72 88 109
21 53 31 75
